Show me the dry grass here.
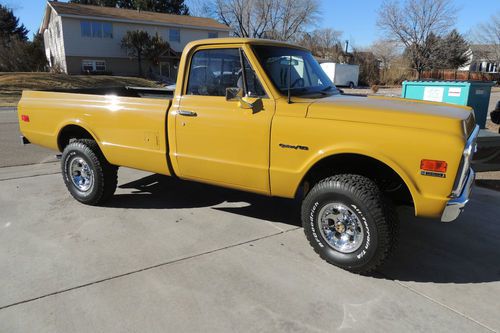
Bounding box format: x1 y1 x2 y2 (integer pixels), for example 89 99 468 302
0 72 162 107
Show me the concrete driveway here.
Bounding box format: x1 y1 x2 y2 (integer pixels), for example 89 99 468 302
1 107 499 332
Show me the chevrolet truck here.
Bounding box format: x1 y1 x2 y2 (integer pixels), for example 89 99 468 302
18 38 479 274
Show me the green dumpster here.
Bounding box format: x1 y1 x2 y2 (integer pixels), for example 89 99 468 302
401 80 495 129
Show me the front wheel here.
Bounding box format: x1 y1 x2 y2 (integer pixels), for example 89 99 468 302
301 174 397 274
61 139 117 205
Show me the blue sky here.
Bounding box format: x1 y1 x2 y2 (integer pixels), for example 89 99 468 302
3 0 499 46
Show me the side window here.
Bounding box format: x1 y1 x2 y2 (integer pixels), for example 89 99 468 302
169 29 180 43
91 22 102 38
186 49 241 96
103 23 113 38
241 52 266 97
80 21 91 37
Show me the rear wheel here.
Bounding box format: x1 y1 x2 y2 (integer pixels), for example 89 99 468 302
61 139 117 205
301 174 397 274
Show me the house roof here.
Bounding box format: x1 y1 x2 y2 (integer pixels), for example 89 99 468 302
46 1 230 31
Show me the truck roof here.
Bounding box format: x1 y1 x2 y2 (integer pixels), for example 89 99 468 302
184 37 309 52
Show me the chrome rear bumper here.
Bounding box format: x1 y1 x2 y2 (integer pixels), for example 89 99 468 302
441 168 475 222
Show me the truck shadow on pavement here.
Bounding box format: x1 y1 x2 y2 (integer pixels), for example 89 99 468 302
377 201 500 283
111 174 500 284
108 174 301 226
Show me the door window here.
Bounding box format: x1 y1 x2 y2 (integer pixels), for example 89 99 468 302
186 48 265 97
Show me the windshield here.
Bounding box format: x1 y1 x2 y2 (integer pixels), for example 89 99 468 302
252 45 336 97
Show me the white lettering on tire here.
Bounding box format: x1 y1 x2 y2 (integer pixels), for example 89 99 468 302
309 201 324 248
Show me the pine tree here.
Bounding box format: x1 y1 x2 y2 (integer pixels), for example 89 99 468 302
70 0 190 15
439 30 469 69
0 4 28 43
121 30 151 76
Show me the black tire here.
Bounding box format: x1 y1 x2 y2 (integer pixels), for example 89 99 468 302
301 174 397 274
61 139 118 205
349 82 355 88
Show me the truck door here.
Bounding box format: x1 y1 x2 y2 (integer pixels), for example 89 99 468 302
175 46 274 194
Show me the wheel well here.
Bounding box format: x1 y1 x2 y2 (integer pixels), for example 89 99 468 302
57 125 95 151
300 153 414 207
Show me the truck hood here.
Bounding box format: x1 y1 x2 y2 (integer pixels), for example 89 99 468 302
306 95 473 136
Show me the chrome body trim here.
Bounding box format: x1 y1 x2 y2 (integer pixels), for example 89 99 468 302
451 125 479 198
441 169 475 222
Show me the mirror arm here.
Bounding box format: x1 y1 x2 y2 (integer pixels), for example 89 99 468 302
238 97 253 109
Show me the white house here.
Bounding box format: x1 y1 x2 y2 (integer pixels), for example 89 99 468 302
459 44 499 73
39 1 230 78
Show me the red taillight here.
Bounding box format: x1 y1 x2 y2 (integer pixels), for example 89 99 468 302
21 115 30 122
420 159 447 173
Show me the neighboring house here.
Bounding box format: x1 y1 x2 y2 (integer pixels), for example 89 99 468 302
460 44 499 73
39 1 230 78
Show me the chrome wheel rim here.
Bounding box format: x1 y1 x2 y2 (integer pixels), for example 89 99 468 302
69 157 93 192
318 203 364 253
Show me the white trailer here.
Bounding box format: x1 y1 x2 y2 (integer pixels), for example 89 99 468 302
320 62 359 88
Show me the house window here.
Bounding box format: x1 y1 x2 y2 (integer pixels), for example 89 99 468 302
208 32 218 38
103 23 113 38
82 60 94 72
169 29 180 42
81 21 91 37
82 60 106 72
81 21 113 38
92 22 102 38
95 61 106 71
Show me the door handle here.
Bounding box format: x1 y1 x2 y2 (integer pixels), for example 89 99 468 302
178 110 197 117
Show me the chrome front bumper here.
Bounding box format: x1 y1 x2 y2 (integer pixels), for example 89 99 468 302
441 168 475 222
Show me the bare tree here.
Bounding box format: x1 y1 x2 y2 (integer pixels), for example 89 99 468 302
186 0 213 17
370 39 401 84
377 0 457 78
297 28 343 60
471 11 500 68
370 39 399 70
213 0 319 41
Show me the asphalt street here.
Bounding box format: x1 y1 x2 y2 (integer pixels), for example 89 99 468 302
1 107 500 332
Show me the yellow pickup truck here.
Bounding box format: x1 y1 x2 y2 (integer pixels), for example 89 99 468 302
18 38 479 273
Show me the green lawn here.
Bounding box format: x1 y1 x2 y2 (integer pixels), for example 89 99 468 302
0 72 162 107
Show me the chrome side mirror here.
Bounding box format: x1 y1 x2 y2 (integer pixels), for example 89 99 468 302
225 87 254 109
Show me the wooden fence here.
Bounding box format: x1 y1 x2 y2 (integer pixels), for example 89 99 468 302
418 70 499 82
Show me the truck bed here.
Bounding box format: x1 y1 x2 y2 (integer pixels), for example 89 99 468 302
18 89 173 176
